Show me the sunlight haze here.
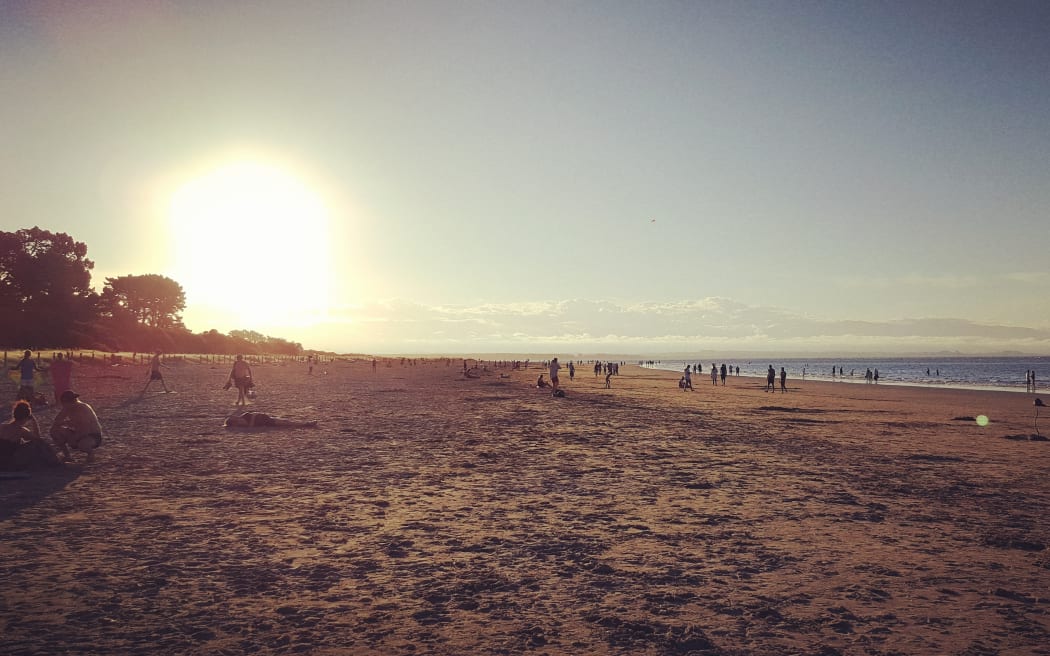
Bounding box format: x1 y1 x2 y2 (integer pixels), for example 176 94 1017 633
2 1 1048 354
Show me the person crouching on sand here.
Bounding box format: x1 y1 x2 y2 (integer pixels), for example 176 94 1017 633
50 391 103 463
224 412 317 428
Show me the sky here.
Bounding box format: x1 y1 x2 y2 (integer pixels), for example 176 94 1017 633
2 0 1049 355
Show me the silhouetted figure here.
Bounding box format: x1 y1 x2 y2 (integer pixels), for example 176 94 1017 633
142 352 171 393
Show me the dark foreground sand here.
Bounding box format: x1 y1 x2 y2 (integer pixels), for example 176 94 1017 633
2 359 1048 655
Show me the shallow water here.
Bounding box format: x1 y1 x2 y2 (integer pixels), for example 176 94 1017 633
645 356 1049 393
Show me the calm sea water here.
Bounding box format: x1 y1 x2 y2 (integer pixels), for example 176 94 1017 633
643 356 1049 393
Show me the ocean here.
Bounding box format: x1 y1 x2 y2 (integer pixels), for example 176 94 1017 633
642 356 1049 393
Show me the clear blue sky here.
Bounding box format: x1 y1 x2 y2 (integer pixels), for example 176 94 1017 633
2 1 1048 354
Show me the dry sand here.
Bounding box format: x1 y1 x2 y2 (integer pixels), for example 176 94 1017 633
2 358 1049 655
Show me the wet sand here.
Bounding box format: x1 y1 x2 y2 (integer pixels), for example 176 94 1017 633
2 359 1048 655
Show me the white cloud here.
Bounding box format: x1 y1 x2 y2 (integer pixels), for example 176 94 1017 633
299 297 1050 355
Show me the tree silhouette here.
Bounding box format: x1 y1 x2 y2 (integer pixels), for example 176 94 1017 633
2 226 307 354
101 274 186 329
0 227 97 347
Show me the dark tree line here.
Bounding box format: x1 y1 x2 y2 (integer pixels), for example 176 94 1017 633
0 227 303 355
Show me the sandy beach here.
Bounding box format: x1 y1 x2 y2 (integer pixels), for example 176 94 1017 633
2 358 1048 655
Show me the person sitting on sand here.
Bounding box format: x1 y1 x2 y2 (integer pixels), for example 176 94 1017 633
223 412 317 429
226 355 254 406
536 374 548 388
50 391 103 463
1 400 62 469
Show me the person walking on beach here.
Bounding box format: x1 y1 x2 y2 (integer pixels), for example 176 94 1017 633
720 363 727 386
780 367 787 393
50 390 103 464
549 358 561 395
49 353 74 404
683 365 693 391
766 365 776 392
142 352 172 393
226 355 254 406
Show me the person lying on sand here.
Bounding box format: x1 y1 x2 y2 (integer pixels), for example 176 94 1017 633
224 412 318 429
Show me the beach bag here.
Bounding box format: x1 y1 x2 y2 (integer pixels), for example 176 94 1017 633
553 389 566 398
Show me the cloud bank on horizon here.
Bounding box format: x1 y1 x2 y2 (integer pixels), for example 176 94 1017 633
285 296 1050 355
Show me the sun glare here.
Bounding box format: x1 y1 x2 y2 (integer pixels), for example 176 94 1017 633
168 160 331 331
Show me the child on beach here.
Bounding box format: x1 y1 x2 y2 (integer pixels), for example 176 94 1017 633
142 352 172 393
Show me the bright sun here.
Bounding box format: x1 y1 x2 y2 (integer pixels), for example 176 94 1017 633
168 160 331 332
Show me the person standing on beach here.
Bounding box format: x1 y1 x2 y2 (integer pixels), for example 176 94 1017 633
720 363 727 386
142 352 172 393
766 365 775 392
780 367 787 393
683 365 692 391
12 350 44 402
569 362 575 381
48 353 74 404
549 358 561 394
873 368 880 384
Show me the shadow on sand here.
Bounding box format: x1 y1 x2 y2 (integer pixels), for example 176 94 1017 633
0 467 81 521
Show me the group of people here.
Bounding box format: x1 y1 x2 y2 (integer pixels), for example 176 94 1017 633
11 350 75 405
1 390 104 469
1026 370 1038 393
765 366 788 392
